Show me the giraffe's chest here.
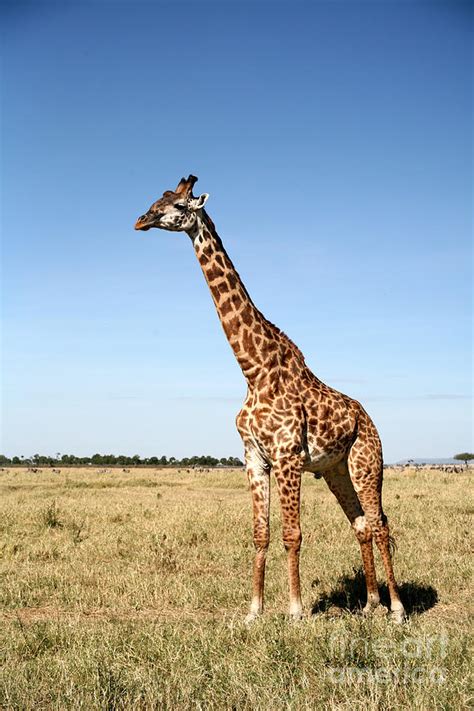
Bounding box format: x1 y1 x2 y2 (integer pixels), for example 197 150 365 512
236 390 306 460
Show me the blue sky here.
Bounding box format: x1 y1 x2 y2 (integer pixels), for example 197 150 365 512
1 0 472 462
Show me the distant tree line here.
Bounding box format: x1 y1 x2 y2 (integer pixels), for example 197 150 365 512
0 453 244 468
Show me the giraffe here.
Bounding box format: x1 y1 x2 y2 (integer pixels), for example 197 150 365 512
135 175 406 624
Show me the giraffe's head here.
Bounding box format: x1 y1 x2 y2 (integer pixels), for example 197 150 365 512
134 175 209 233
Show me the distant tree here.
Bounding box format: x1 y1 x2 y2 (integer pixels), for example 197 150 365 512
0 454 11 466
198 455 219 466
61 454 77 465
454 453 474 468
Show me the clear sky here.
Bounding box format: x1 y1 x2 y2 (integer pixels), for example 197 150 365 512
1 0 472 463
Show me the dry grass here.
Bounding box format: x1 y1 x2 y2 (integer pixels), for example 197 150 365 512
0 466 471 709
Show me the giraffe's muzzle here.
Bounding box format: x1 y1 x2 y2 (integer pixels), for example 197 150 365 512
135 217 152 231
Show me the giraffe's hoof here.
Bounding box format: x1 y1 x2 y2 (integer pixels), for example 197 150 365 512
289 607 304 622
244 611 261 626
390 606 407 624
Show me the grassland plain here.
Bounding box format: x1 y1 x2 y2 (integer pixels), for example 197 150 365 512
0 466 471 710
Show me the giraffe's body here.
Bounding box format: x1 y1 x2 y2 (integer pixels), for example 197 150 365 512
135 176 406 623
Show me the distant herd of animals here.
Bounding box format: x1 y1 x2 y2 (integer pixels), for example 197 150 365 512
0 464 467 475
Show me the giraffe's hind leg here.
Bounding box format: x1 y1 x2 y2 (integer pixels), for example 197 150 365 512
347 426 406 623
324 464 380 613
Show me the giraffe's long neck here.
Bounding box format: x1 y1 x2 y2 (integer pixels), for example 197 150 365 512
187 211 278 386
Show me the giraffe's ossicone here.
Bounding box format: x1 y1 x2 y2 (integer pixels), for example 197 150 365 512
135 175 406 624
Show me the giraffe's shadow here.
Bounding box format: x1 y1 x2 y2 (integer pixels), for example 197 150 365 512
310 568 438 618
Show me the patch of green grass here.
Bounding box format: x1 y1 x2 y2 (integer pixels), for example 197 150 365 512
40 501 63 529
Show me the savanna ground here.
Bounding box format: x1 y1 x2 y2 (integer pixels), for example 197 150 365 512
0 466 471 710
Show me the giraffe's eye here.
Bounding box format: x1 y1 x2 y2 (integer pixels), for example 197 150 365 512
175 203 186 211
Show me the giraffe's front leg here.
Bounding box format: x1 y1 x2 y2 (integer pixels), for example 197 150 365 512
274 454 304 619
244 450 270 624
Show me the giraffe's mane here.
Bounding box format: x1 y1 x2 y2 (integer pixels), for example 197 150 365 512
201 209 307 365
266 321 307 364
201 209 220 243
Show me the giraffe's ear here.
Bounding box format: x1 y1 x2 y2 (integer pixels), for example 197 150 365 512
188 193 209 211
